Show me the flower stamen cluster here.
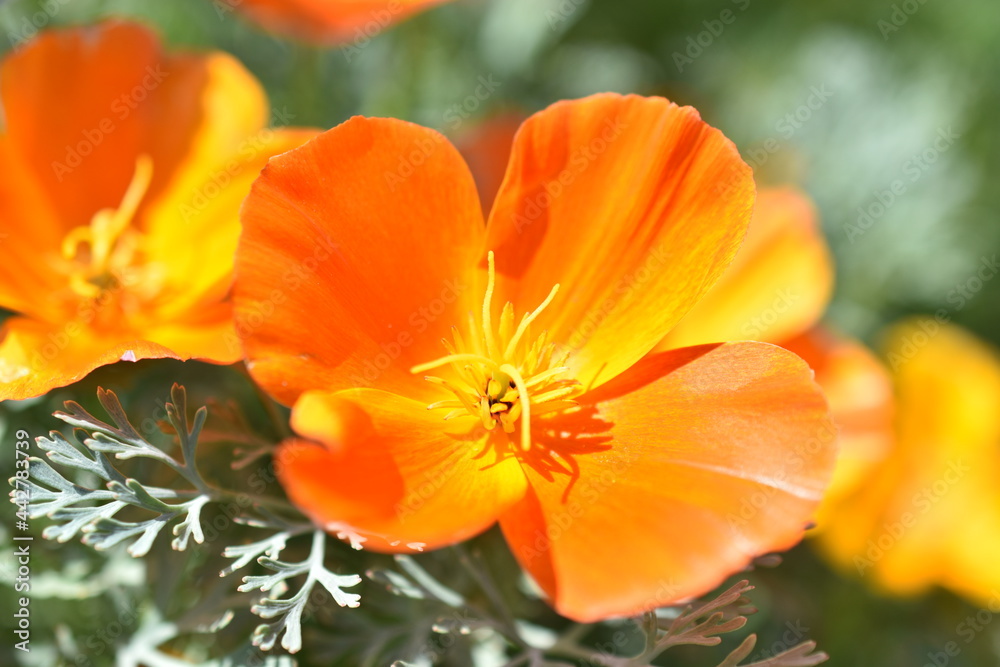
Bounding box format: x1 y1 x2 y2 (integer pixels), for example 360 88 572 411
411 251 581 451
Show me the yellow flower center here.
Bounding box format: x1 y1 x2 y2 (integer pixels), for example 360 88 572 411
411 251 581 452
60 155 161 302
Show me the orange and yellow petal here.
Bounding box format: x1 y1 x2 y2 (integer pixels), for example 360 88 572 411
236 117 485 406
229 0 451 44
783 327 894 518
2 21 167 229
278 389 527 550
0 317 179 401
500 342 836 622
816 319 1000 602
484 94 755 390
657 187 834 350
141 302 243 365
143 124 319 320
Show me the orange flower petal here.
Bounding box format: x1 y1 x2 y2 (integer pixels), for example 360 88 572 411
657 187 834 349
0 317 179 401
0 137 66 322
236 117 485 406
278 389 527 550
500 342 836 621
230 0 451 44
2 21 166 229
783 327 894 518
484 94 755 389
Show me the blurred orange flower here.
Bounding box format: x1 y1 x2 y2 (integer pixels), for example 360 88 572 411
0 21 316 401
816 319 1000 604
458 115 897 519
235 93 837 621
225 0 451 45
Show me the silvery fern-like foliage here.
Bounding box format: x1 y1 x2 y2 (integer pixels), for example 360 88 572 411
222 525 362 652
15 385 362 656
24 386 214 556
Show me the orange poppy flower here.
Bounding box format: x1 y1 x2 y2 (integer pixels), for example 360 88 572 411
235 93 837 621
458 115 896 517
0 21 316 401
816 319 1000 603
224 0 451 45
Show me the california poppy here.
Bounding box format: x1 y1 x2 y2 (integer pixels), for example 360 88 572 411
458 115 896 517
224 0 451 45
0 21 316 401
235 93 837 621
816 319 1000 603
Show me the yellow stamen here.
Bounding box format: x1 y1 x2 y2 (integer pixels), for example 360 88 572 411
413 251 581 454
500 363 532 451
61 155 154 298
481 251 502 360
504 283 560 360
411 353 500 375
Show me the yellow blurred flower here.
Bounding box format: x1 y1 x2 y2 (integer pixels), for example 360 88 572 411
816 319 1000 603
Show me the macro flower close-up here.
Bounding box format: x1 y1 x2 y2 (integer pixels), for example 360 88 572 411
234 94 838 621
2 0 998 665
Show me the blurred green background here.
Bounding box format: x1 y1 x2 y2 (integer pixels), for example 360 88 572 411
1 0 998 665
